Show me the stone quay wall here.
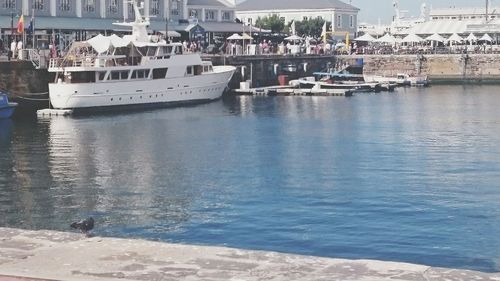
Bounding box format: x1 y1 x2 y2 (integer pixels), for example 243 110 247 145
0 61 50 97
338 54 500 83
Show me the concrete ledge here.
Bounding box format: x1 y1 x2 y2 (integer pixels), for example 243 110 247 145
0 227 499 281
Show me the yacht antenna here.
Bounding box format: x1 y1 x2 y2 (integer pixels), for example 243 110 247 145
486 0 489 22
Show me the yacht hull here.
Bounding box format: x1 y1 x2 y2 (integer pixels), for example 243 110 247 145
49 66 235 110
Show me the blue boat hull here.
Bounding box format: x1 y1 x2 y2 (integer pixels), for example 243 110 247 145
0 105 16 119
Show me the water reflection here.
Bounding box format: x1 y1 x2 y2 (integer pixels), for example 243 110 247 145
1 87 500 272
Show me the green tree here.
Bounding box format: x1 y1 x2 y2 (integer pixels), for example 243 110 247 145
295 18 331 39
255 14 285 33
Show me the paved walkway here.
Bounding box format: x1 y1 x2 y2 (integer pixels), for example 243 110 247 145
0 227 499 281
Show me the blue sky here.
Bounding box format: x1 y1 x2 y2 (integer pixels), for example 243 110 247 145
236 0 493 24
354 0 492 23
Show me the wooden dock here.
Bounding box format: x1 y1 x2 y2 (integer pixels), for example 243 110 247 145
36 109 73 117
233 86 353 97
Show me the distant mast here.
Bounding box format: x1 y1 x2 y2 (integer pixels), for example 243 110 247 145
486 0 489 23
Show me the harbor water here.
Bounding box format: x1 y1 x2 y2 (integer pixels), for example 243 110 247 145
0 85 499 272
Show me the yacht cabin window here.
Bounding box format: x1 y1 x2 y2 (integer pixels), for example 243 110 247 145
146 47 157 56
131 69 150 79
153 68 168 79
98 71 106 81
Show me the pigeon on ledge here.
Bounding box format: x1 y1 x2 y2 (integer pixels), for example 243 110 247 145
70 217 94 237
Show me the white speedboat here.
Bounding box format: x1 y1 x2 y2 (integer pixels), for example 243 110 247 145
48 0 235 112
364 73 430 87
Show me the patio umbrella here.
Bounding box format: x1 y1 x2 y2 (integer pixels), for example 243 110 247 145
227 33 243 40
284 35 303 41
241 33 253 40
354 33 376 42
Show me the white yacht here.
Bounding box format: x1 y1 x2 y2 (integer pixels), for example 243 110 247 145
48 1 235 111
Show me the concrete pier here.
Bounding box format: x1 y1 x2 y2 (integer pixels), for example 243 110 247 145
0 228 499 281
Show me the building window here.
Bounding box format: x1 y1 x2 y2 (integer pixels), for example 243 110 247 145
151 0 159 15
303 16 308 21
247 18 252 24
337 14 342 27
350 15 354 28
222 11 231 21
205 10 216 21
189 9 198 18
109 0 118 13
4 0 15 8
171 0 179 16
59 0 70 11
33 0 44 10
85 0 95 13
128 3 133 15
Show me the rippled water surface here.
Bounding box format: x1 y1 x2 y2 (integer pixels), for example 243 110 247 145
1 85 499 272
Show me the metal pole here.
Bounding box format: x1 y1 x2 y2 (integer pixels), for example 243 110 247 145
165 16 169 43
32 9 36 49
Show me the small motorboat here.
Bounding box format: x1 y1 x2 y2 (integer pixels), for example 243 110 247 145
0 91 18 119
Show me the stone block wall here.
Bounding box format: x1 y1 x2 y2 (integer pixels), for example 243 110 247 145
355 54 500 82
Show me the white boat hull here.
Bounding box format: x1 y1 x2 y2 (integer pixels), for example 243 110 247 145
49 66 235 110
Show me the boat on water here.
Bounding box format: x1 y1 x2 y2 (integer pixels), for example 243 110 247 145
0 91 18 119
47 0 235 112
290 70 387 93
364 73 430 87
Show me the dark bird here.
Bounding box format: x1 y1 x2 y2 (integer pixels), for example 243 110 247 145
70 217 94 237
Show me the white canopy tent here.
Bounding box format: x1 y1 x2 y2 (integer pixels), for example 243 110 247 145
448 33 464 43
479 33 493 42
376 33 397 44
425 33 445 42
354 33 376 42
401 33 424 43
466 33 477 42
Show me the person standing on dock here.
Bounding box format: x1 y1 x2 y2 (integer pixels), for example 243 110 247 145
10 39 16 59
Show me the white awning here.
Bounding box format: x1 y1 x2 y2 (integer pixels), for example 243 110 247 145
87 34 111 54
109 34 131 48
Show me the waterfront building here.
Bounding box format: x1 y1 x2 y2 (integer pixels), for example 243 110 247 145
396 3 500 36
235 0 359 39
429 6 500 21
0 0 242 49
